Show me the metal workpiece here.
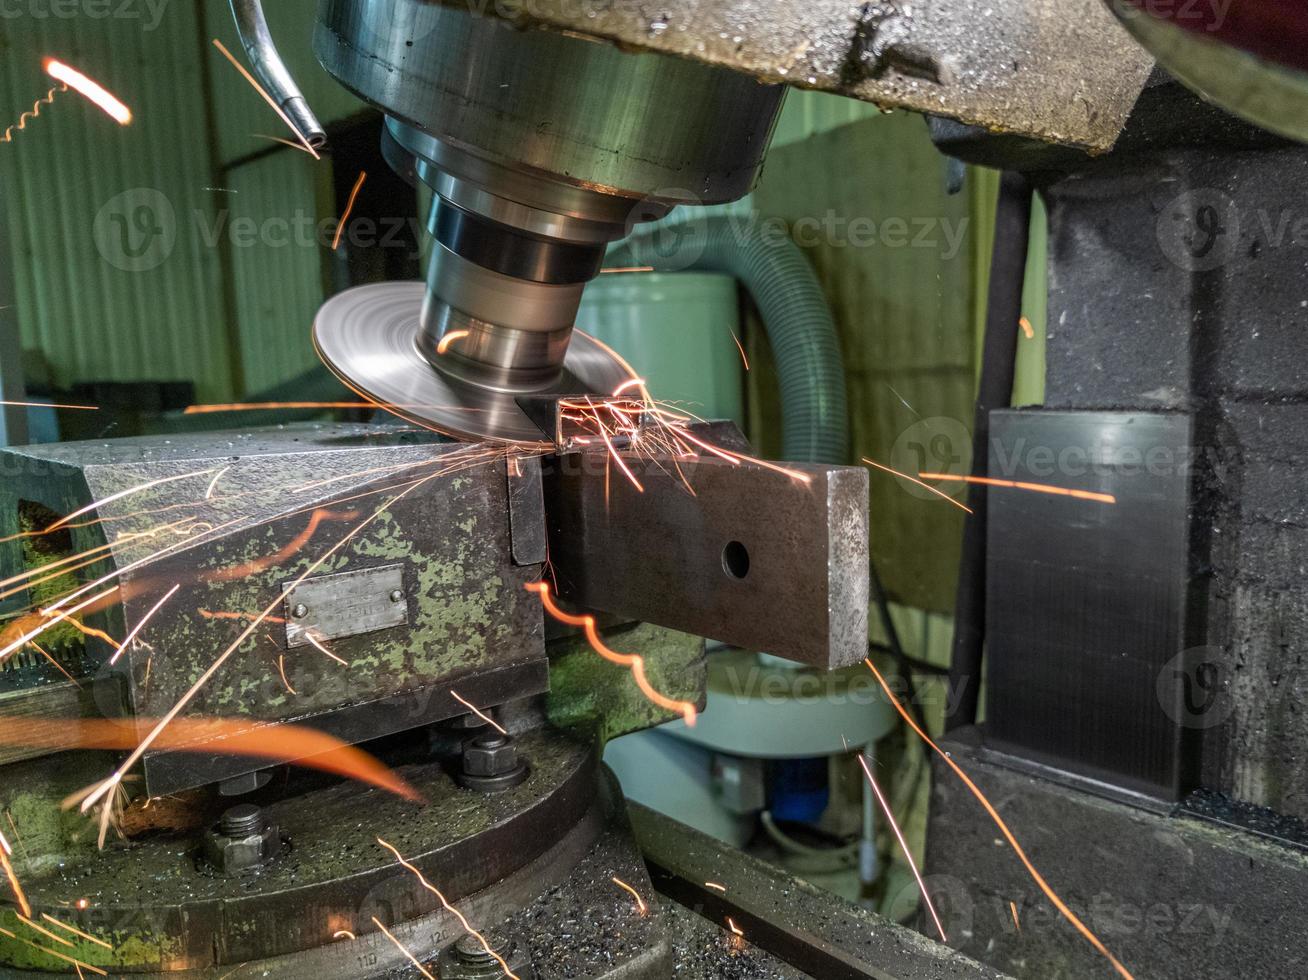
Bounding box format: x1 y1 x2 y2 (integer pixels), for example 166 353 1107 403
542 443 871 669
0 425 549 793
408 0 1153 153
631 803 1012 980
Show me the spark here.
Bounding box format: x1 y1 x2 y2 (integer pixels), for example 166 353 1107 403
28 642 80 686
253 132 317 154
40 914 112 951
77 476 438 816
0 399 95 410
705 881 727 893
450 691 507 735
729 331 750 371
333 930 356 941
17 914 76 948
1019 316 1035 340
1 843 31 918
863 459 973 514
371 917 434 979
212 507 359 582
527 581 697 726
333 171 367 250
277 655 296 695
184 401 374 414
376 839 521 980
109 584 180 665
436 330 470 355
0 586 119 665
864 658 1135 980
205 467 230 499
855 753 946 942
918 473 1117 505
726 918 744 937
611 378 647 398
0 927 106 975
305 632 348 666
0 829 10 855
211 39 319 158
1 83 65 143
43 467 218 533
1010 901 1021 932
598 423 644 492
601 266 654 274
611 876 648 915
42 58 130 126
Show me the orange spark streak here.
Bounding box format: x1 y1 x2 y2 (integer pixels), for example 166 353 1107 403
0 927 105 975
611 378 647 398
211 39 319 158
436 330 469 355
729 331 750 371
376 839 521 980
204 467 229 499
863 459 973 514
450 691 507 735
27 642 79 687
212 508 359 582
855 754 946 942
0 586 119 665
726 918 744 937
305 632 348 666
184 401 374 415
1019 316 1035 340
705 881 727 893
333 171 367 250
598 424 644 492
40 914 112 951
601 266 655 274
1 844 30 917
864 659 1135 980
0 716 417 801
333 930 356 941
253 132 317 154
370 917 434 979
674 426 812 485
63 618 119 650
79 477 438 816
44 468 217 533
200 610 288 625
109 584 179 666
1010 901 1021 932
277 655 296 695
1 83 65 143
42 60 130 125
611 876 648 915
918 473 1117 505
0 399 95 410
527 581 697 726
17 915 75 948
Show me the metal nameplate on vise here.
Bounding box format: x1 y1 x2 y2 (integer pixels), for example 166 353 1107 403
283 563 409 648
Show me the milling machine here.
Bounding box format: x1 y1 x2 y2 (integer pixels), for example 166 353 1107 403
3 0 1308 977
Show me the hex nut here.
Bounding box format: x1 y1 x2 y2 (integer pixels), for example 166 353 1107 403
201 808 283 875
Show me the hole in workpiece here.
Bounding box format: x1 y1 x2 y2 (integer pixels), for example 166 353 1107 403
721 541 750 580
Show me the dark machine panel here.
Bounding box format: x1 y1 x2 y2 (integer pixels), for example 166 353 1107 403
984 410 1195 800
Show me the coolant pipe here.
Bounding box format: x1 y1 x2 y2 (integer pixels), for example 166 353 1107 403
229 0 326 149
606 215 848 466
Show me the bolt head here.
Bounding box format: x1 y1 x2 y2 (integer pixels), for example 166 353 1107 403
463 735 518 777
291 603 309 619
389 589 405 603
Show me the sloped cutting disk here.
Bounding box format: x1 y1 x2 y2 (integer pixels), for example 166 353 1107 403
313 282 632 445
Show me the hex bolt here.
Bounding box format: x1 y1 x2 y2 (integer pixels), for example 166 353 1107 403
439 930 534 979
457 732 529 793
220 803 263 837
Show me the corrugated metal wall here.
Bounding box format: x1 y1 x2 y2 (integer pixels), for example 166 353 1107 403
0 2 235 401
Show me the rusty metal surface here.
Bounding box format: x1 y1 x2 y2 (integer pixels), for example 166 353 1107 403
443 0 1154 152
542 442 870 669
0 425 548 793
